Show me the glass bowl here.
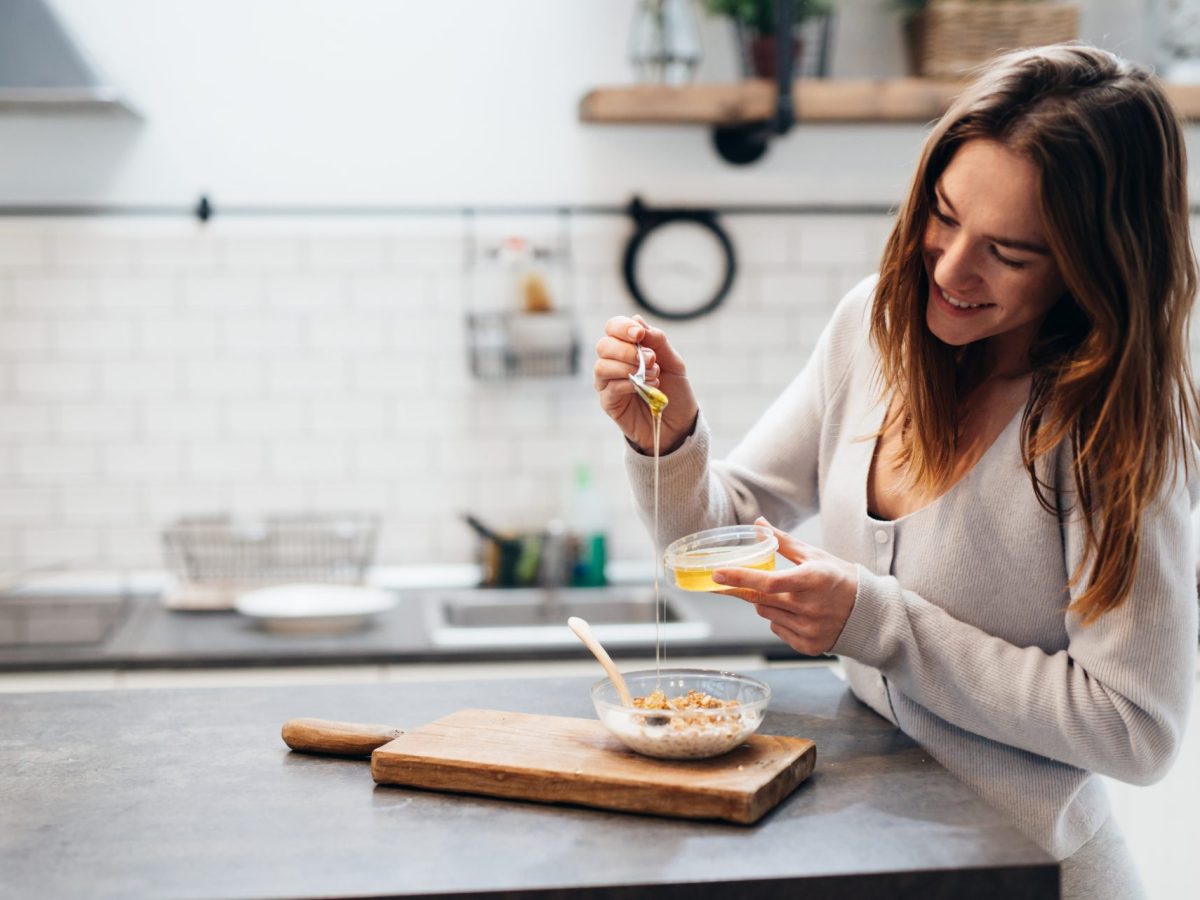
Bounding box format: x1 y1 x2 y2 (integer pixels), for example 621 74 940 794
591 668 771 760
663 524 778 592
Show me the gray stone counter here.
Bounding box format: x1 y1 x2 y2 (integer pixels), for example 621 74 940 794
0 667 1058 898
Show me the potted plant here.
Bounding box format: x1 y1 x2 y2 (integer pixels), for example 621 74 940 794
702 0 835 79
895 0 1080 79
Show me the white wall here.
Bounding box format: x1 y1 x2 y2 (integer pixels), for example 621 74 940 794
0 212 884 570
0 0 1168 207
0 0 1191 572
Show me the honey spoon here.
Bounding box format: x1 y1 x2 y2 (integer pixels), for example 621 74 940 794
567 616 634 707
629 344 669 415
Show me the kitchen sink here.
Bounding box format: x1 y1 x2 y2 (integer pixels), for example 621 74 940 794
425 586 710 648
0 590 129 647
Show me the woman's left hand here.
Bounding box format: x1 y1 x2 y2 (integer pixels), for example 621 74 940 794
712 517 859 656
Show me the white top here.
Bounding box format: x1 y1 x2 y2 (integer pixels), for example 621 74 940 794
625 275 1199 857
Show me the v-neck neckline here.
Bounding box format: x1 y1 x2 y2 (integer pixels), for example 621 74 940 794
863 395 1027 526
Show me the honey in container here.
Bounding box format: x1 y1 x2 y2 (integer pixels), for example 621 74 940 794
664 524 778 592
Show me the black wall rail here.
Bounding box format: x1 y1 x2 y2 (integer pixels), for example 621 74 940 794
0 197 901 220
5 197 1194 221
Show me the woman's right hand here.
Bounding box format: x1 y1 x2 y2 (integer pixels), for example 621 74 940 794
593 315 699 456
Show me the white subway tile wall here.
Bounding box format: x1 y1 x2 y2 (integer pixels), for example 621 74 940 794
2 214 1199 572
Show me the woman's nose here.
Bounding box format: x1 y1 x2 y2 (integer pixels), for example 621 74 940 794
930 232 980 292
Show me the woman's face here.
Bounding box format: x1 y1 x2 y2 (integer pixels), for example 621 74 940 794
922 138 1067 373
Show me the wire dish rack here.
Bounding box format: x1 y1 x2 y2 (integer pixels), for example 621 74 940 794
467 311 580 379
161 513 381 610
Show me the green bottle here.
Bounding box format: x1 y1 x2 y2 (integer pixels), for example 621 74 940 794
568 464 607 587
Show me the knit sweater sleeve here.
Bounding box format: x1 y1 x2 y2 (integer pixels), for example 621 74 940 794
832 452 1199 785
624 275 876 544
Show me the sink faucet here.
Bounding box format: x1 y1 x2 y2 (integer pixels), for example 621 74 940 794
538 519 570 622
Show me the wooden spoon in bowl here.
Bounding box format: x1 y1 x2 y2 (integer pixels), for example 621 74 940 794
567 616 634 707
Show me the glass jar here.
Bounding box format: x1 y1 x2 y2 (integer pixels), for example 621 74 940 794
628 0 702 85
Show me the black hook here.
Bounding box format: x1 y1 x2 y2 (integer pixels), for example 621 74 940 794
194 195 213 222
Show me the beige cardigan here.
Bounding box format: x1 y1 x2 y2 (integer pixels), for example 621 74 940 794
625 275 1198 857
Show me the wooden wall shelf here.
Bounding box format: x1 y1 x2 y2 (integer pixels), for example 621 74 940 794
580 79 1200 125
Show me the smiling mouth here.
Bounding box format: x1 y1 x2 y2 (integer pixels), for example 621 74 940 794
937 286 995 310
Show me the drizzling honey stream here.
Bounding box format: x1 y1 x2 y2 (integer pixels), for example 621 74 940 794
629 348 669 685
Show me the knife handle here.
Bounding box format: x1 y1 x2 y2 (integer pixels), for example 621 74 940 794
282 717 404 758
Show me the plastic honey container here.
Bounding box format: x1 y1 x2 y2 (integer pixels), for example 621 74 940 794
663 524 778 592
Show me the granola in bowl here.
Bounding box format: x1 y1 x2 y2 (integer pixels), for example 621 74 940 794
591 669 770 760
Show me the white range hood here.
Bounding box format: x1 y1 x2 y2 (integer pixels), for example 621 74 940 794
0 0 136 114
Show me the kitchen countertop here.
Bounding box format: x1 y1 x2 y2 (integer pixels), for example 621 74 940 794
0 666 1058 899
0 571 804 672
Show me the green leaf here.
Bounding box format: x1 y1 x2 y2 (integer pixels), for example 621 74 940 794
700 0 835 34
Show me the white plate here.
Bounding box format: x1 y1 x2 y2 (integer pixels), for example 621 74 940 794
234 584 396 635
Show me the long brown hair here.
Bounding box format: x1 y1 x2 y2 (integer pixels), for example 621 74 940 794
872 44 1200 624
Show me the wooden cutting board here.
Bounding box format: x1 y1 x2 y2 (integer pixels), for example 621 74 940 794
366 708 815 824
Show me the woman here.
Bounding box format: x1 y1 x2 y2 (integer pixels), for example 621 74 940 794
594 44 1198 899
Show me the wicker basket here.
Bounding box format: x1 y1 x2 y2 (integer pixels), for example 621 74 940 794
906 1 1080 80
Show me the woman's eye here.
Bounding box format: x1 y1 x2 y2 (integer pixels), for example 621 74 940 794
990 246 1027 269
932 207 956 226
930 203 1027 269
